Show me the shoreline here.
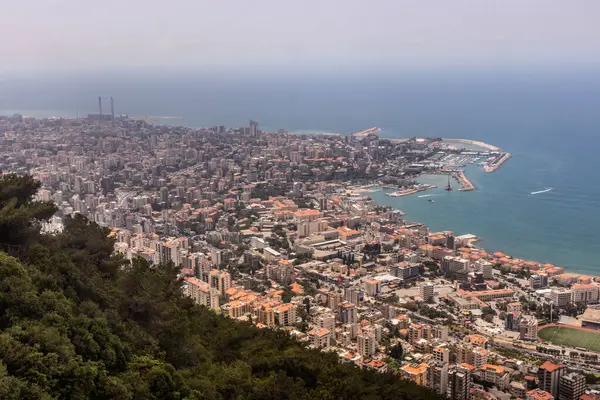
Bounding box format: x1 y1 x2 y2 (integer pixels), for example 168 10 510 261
442 138 501 151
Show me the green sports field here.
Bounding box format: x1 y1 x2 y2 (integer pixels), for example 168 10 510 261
538 325 600 352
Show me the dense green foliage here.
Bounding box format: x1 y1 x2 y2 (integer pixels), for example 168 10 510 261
0 175 440 399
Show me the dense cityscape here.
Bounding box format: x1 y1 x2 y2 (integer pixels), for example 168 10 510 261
2 110 600 400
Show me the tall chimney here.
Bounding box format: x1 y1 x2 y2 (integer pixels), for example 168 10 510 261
110 97 115 121
98 97 102 115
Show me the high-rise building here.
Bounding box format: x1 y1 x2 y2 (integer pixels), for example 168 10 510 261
339 302 358 324
182 277 220 310
481 364 510 390
408 323 424 345
159 186 169 203
526 389 554 400
432 325 449 341
327 291 342 310
559 372 585 400
571 284 600 305
447 363 474 400
317 313 336 332
345 287 363 305
551 289 572 307
357 331 376 357
519 317 538 341
428 361 449 396
433 346 450 364
208 269 231 295
364 279 381 296
420 283 435 302
307 327 331 348
476 259 493 279
530 274 549 289
400 363 429 386
505 311 522 331
537 361 565 399
274 303 296 327
249 120 259 136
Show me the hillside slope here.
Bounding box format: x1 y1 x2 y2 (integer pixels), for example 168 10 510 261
0 175 439 400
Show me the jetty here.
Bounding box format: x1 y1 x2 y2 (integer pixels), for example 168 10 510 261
442 138 501 151
484 152 511 172
386 184 437 197
352 127 381 139
455 170 475 191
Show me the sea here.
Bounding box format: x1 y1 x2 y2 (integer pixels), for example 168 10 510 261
1 68 600 274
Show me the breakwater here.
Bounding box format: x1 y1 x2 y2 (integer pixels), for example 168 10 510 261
455 171 475 191
443 138 501 151
484 153 512 172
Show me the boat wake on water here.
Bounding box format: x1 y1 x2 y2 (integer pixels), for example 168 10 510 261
418 194 434 198
530 188 553 195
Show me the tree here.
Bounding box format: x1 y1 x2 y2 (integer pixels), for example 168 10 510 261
0 174 56 247
0 175 441 400
282 286 294 303
389 344 404 361
303 297 311 314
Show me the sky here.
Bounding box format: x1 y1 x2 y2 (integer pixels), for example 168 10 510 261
1 0 600 72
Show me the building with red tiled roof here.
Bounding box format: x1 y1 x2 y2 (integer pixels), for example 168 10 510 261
526 389 554 400
538 361 565 399
307 327 331 348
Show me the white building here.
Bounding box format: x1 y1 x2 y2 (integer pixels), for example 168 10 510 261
183 277 220 310
571 284 599 304
308 327 331 348
357 331 377 357
519 317 538 341
420 283 435 302
551 289 572 307
476 259 493 279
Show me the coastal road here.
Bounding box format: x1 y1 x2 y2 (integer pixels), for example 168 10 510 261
116 190 137 209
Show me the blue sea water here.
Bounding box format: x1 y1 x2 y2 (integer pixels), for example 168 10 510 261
1 69 600 273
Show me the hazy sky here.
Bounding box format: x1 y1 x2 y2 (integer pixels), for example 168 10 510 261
2 0 600 72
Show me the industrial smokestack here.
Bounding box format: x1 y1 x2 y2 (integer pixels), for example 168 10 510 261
110 97 115 121
98 97 102 115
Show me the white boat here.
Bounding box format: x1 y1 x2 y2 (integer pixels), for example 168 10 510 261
530 188 553 195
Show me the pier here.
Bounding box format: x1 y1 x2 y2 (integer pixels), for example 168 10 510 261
386 184 437 197
484 152 511 172
352 127 381 138
454 170 475 191
442 138 501 151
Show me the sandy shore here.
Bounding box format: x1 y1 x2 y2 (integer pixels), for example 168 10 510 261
442 138 501 151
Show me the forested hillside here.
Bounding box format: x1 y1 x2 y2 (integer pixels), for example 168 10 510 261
0 174 439 399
